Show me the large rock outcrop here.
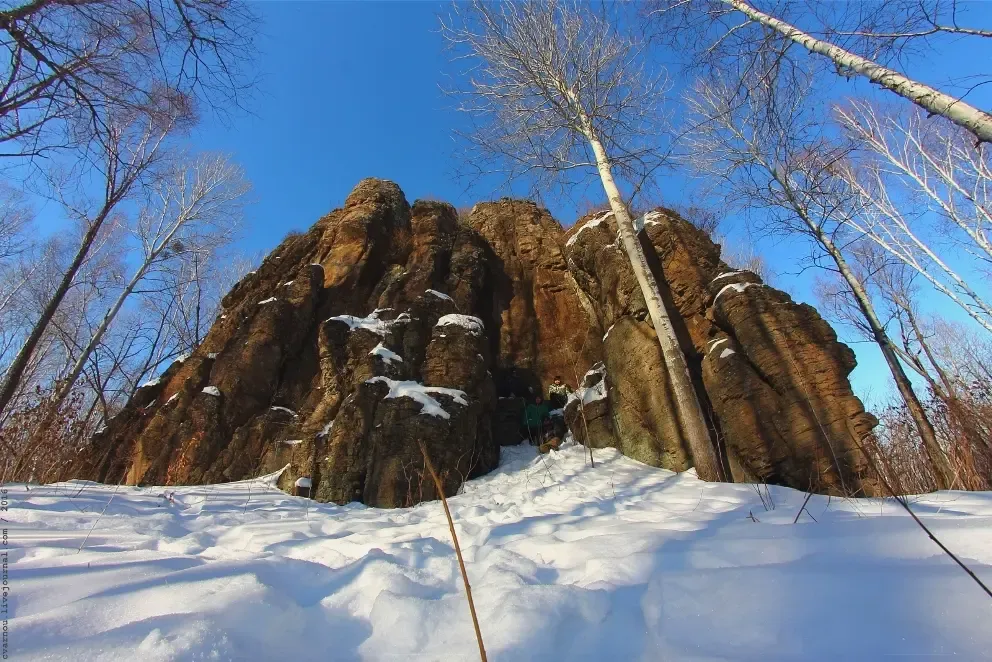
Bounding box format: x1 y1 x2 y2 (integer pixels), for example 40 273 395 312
72 179 879 504
563 210 878 495
75 181 501 507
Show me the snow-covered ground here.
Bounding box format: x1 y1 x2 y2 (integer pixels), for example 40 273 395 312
5 443 992 661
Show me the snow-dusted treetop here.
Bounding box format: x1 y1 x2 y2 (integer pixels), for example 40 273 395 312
366 377 468 419
436 314 485 335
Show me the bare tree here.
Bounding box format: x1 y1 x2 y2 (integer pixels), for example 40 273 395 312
684 70 956 489
0 0 256 159
0 183 31 259
833 100 992 333
48 152 249 409
0 95 185 419
650 0 992 144
441 0 723 481
812 0 992 46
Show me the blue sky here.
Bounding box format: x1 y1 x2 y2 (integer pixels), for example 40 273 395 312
193 2 482 242
178 1 992 402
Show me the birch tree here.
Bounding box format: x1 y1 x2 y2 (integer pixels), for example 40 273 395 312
441 0 724 480
650 0 992 144
808 0 992 52
832 100 992 333
0 97 184 419
685 70 956 489
0 217 123 424
49 153 249 410
0 0 256 159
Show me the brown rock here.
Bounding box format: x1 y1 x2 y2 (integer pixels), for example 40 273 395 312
71 180 501 507
563 207 877 494
469 200 602 396
563 363 615 450
704 273 878 494
69 182 879 505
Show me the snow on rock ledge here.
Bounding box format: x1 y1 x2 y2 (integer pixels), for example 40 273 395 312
326 310 397 336
569 377 607 406
425 289 452 301
633 210 664 232
714 281 759 306
712 270 745 283
566 363 609 408
436 314 484 335
566 211 611 247
369 343 403 363
366 377 468 419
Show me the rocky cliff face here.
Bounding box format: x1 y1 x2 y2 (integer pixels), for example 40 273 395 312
562 210 878 495
72 179 879 505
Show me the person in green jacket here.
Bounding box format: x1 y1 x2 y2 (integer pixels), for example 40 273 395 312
522 395 550 444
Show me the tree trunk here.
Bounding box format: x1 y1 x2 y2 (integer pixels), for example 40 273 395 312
0 208 111 417
819 234 955 490
771 171 955 489
583 129 723 481
50 260 151 412
902 301 958 401
722 0 992 144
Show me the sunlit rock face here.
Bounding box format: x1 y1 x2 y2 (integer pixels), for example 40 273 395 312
71 179 878 505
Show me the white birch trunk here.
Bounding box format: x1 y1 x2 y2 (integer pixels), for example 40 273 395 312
722 0 992 144
584 128 723 481
821 233 954 489
51 261 152 411
773 173 955 488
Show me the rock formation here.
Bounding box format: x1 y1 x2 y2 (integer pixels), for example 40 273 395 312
71 178 879 505
562 210 878 495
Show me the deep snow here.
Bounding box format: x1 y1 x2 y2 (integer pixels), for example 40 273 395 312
5 443 992 661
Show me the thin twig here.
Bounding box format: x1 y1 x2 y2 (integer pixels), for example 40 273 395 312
419 441 488 662
793 491 815 523
243 478 252 515
77 479 123 554
855 434 992 600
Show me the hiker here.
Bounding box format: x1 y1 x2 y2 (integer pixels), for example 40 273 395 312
547 376 572 410
522 395 550 444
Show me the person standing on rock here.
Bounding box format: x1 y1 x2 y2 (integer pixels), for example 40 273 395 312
522 395 550 444
547 376 572 410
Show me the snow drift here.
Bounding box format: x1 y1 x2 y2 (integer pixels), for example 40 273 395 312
6 443 992 660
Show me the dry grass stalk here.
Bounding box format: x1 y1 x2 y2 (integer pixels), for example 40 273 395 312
854 434 992 600
418 440 488 662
